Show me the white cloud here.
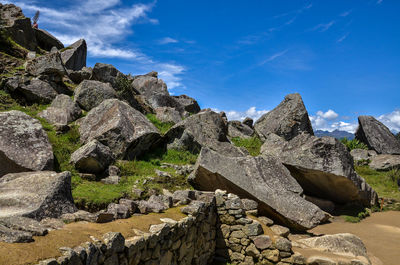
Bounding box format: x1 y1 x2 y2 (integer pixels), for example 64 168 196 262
213 107 269 122
316 109 339 120
311 21 335 32
159 37 179 45
337 33 349 43
330 121 358 133
260 50 288 65
310 109 343 131
378 110 400 133
340 10 352 17
158 63 185 90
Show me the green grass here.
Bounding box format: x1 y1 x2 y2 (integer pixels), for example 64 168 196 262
231 136 263 156
337 204 371 223
340 137 368 151
355 165 400 201
146 113 174 134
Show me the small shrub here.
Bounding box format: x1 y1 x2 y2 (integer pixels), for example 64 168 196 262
146 113 174 135
340 137 368 151
231 136 263 156
386 168 400 183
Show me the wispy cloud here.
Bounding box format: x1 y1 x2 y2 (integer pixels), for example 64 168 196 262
340 10 352 17
311 20 336 32
337 33 349 43
157 63 185 90
159 37 179 45
272 3 312 19
260 50 288 65
378 110 400 133
212 107 269 122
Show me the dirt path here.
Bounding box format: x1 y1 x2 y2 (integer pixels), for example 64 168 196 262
309 211 400 265
0 208 185 265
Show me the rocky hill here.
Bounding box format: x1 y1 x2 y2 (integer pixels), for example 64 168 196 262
1 3 400 265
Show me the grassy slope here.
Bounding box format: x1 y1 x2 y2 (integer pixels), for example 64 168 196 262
231 136 263 156
146 113 174 134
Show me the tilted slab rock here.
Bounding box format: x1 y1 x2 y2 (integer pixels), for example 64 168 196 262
61 39 87 71
165 110 247 156
369 154 400 171
33 28 64 51
79 99 161 159
189 148 329 231
70 140 114 174
261 133 378 207
173 94 201 114
254 93 314 141
228 120 254 139
132 71 168 98
355 115 400 154
0 111 53 177
18 79 58 104
0 171 76 220
90 63 124 87
25 52 67 77
74 80 117 111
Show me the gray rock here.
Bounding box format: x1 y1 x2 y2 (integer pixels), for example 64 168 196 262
275 237 292 252
0 216 47 236
155 107 182 124
355 115 400 154
172 95 201 114
100 175 120 185
270 225 290 237
138 200 166 214
369 154 400 170
350 149 377 162
26 52 67 77
103 232 125 253
254 93 314 141
74 80 117 111
298 233 368 258
69 67 92 84
172 190 196 205
119 199 137 213
258 216 274 226
70 140 114 174
107 203 131 219
147 94 184 112
90 63 123 87
60 210 95 223
0 224 33 243
243 221 263 236
181 200 206 216
306 256 336 265
38 107 70 126
18 79 58 104
189 148 329 231
79 99 161 159
252 235 272 250
165 109 247 156
33 28 64 51
243 117 254 128
50 94 82 122
228 120 254 139
61 39 87 71
132 72 168 98
0 111 53 177
0 171 76 220
305 195 336 214
261 133 378 207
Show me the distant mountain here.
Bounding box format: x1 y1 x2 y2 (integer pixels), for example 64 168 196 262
314 129 355 140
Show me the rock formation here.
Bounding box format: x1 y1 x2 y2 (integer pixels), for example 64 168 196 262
60 39 87 71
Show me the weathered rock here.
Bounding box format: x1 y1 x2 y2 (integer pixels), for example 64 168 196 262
0 224 33 243
258 216 274 226
38 107 70 126
305 195 335 214
181 200 206 216
155 107 182 124
79 99 161 159
68 67 92 84
132 72 168 98
165 110 246 156
261 133 378 207
241 199 258 211
61 39 87 71
26 52 67 77
350 149 377 162
254 93 314 141
0 111 53 177
107 203 131 219
243 117 254 128
33 28 64 51
70 140 114 174
60 210 95 223
172 190 196 205
355 115 400 154
172 95 201 114
18 79 58 104
189 148 329 231
298 233 368 258
0 171 76 220
90 63 124 87
228 121 254 139
270 225 290 238
306 256 336 265
103 232 125 253
369 154 400 171
252 235 272 250
0 216 47 236
74 80 117 111
101 175 120 185
50 94 82 122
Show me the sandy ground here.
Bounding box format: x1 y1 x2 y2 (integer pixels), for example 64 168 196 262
0 208 185 265
309 211 400 265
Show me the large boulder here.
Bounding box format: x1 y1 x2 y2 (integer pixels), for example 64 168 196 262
49 94 82 122
38 107 70 126
68 67 92 84
369 154 400 171
90 63 124 87
74 80 117 111
350 149 377 162
173 95 201 114
79 99 161 159
254 93 314 141
60 39 87 71
355 115 400 154
25 52 67 77
0 171 76 220
131 71 168 98
33 28 64 51
155 107 182 124
261 133 378 207
165 109 247 156
0 111 53 177
189 148 329 231
70 140 114 174
18 79 58 104
228 120 254 139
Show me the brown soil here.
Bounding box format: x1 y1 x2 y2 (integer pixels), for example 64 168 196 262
0 208 186 265
308 211 400 265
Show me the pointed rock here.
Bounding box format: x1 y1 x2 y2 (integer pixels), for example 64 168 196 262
33 28 64 51
61 39 87 71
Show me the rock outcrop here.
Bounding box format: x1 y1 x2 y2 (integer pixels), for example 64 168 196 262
173 94 201 114
261 133 378 207
33 28 64 51
155 107 182 124
369 154 400 171
189 148 329 231
355 115 400 154
79 99 161 159
60 39 87 71
25 52 67 77
254 93 314 141
49 94 82 122
17 78 58 104
74 80 117 111
228 120 254 139
165 110 247 156
0 171 76 220
0 111 53 177
90 63 124 87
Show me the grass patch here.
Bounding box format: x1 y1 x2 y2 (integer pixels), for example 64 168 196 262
146 113 174 134
356 165 400 201
337 204 371 223
340 137 368 151
60 46 73 52
231 136 263 156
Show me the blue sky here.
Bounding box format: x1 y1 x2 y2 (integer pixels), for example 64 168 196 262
5 0 400 133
